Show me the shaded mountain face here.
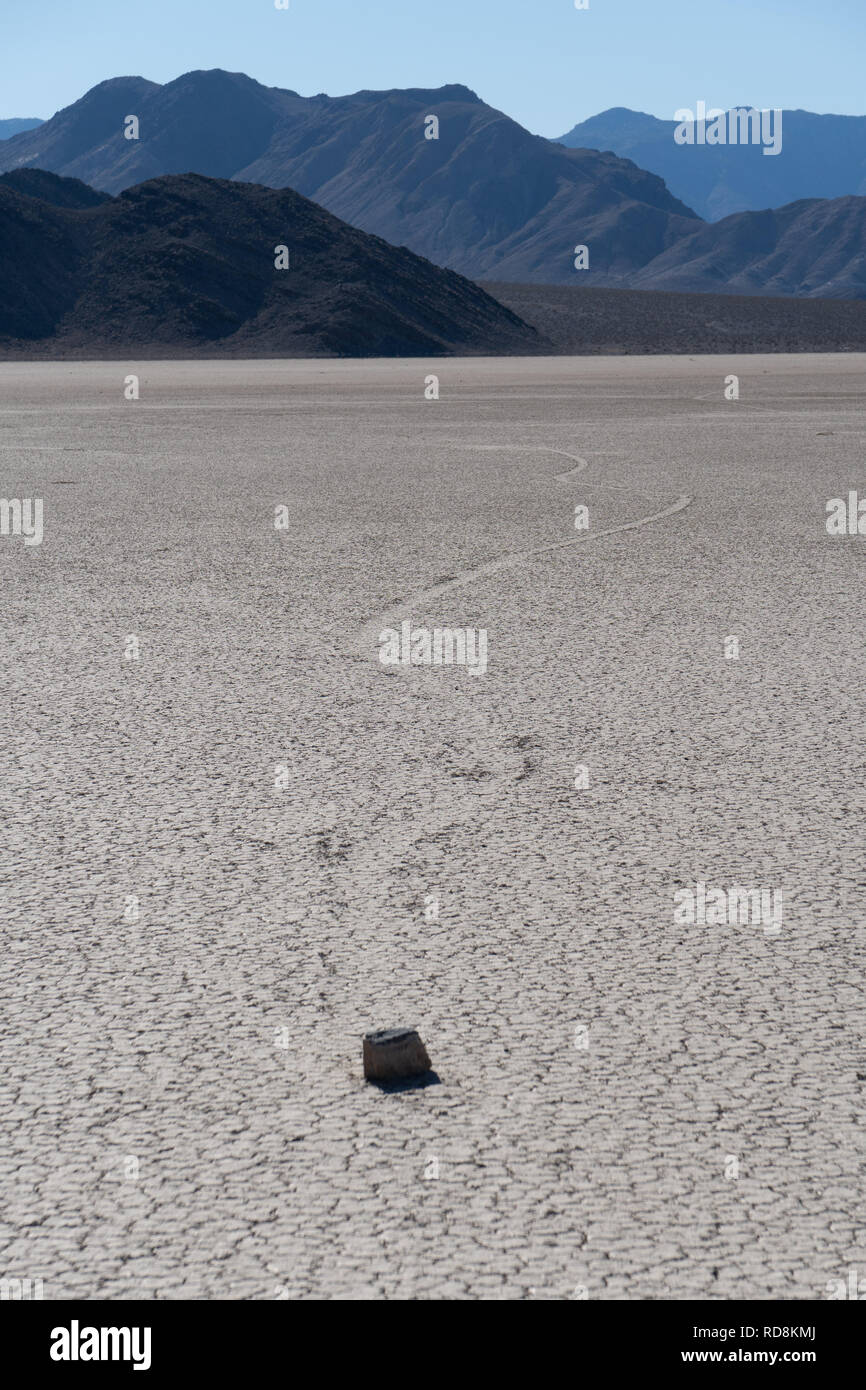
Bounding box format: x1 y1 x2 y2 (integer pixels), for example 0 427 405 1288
525 186 866 298
557 107 866 221
0 170 538 355
0 118 42 139
0 70 700 283
0 183 86 340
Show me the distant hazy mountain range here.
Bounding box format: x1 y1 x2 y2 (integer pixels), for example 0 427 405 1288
0 117 42 139
556 107 866 220
0 168 537 354
2 74 866 297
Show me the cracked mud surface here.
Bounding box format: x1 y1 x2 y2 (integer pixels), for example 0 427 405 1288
1 355 864 1299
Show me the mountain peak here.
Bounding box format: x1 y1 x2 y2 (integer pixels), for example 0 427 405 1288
434 83 481 102
165 68 298 96
83 75 160 96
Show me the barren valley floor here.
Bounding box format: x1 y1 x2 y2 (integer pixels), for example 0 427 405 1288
1 355 864 1299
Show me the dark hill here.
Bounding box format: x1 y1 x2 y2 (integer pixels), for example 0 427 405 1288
0 168 111 208
0 171 539 356
0 183 86 340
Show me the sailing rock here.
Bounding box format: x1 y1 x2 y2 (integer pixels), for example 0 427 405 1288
363 1027 432 1082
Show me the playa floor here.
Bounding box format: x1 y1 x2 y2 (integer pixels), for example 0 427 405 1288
1 354 864 1299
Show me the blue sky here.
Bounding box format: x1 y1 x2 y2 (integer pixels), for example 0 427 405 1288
3 0 865 134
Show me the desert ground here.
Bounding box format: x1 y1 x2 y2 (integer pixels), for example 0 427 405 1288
1 354 864 1300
